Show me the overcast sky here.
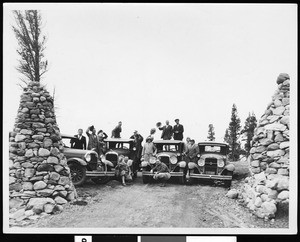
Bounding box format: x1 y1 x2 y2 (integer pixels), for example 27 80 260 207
3 3 297 142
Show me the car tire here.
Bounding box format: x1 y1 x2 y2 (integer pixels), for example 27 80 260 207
142 175 149 184
224 180 232 188
179 175 185 185
69 162 86 186
91 177 111 184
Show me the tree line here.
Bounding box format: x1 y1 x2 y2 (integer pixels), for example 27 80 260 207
207 104 257 161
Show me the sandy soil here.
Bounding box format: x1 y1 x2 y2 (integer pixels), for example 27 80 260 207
24 172 288 228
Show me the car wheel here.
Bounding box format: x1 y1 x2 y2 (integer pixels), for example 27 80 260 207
69 162 86 186
142 175 149 184
91 177 111 184
224 180 232 188
179 175 185 185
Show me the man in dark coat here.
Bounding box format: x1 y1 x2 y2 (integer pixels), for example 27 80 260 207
71 128 87 150
86 125 100 155
173 119 184 140
111 121 122 138
159 120 173 140
130 130 144 174
185 139 199 163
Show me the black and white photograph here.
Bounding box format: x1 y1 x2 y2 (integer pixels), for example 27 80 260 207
3 3 297 234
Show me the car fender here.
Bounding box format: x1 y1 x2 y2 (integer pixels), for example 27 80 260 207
178 161 186 168
225 163 235 171
188 162 197 170
101 159 114 167
67 157 87 166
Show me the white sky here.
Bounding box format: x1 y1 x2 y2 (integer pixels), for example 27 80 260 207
3 3 297 142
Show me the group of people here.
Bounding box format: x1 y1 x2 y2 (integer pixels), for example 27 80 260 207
69 119 198 187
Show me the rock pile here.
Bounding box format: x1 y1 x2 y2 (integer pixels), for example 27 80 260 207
241 73 290 219
9 81 76 224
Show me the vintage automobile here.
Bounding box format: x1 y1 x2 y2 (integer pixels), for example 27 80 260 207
101 138 137 180
61 134 115 186
186 141 235 187
141 140 186 184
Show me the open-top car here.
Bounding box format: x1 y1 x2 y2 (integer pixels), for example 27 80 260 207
61 134 115 186
186 141 235 187
141 140 186 184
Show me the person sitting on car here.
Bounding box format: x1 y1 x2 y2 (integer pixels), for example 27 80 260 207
141 137 157 163
115 155 132 186
150 157 171 187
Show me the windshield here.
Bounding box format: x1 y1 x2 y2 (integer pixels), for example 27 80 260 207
199 145 227 155
108 142 133 149
61 138 72 148
155 143 180 152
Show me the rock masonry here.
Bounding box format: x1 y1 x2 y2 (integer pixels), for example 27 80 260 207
8 81 77 225
241 73 290 219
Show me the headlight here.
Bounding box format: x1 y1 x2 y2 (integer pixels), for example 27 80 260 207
170 156 177 164
85 154 91 162
149 156 156 164
133 147 136 151
217 160 225 167
198 158 205 166
197 154 200 157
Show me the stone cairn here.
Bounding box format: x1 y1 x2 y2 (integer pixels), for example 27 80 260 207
241 73 290 219
9 81 77 224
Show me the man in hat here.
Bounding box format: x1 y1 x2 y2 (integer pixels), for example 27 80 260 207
159 120 173 140
150 156 171 187
173 119 184 141
141 136 157 163
86 125 100 155
130 130 144 173
185 139 199 163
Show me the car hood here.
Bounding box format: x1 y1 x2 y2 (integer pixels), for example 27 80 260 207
157 152 179 157
63 147 89 158
200 153 225 159
107 149 131 156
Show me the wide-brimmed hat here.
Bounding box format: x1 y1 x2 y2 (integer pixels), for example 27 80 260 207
146 136 153 142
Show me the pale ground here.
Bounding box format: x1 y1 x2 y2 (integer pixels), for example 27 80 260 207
22 167 288 228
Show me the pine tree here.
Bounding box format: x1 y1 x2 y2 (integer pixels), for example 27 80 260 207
207 124 215 141
241 112 257 156
12 10 48 85
226 104 241 161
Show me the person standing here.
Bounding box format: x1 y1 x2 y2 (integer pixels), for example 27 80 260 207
141 137 157 162
70 128 87 150
185 139 199 163
184 137 191 153
130 130 144 174
158 120 173 140
173 119 184 141
111 121 122 138
97 130 108 155
150 157 171 187
86 125 100 155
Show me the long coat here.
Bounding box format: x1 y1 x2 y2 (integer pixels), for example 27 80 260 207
173 124 184 140
159 125 173 140
71 135 87 150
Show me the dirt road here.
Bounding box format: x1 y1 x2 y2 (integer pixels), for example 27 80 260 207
26 173 288 228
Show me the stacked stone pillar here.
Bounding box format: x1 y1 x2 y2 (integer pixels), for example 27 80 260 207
241 73 290 219
9 81 76 223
